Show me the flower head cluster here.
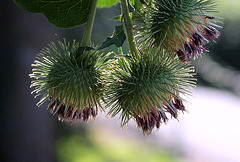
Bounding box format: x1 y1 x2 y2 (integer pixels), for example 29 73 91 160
30 40 106 122
105 49 196 134
136 0 221 62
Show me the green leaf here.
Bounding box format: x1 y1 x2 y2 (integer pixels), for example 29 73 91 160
97 0 119 8
14 0 92 28
97 25 126 50
111 12 144 23
129 0 141 12
129 0 149 12
128 0 147 23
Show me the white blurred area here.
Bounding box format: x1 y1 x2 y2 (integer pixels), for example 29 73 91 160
173 87 240 162
91 87 240 162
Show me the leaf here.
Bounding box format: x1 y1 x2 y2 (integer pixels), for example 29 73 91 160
129 0 140 12
128 0 147 23
97 25 126 50
14 0 92 28
129 0 148 12
111 12 144 23
97 0 119 8
109 0 143 23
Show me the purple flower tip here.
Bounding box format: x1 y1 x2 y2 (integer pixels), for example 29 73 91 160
134 97 187 134
173 98 185 111
205 16 215 19
135 110 168 135
48 97 98 123
205 27 220 42
192 33 205 46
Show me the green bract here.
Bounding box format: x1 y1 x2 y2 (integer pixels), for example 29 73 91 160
30 40 108 122
105 48 196 134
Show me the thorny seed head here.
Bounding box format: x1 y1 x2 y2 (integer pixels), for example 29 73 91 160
29 39 107 122
105 48 196 134
136 0 222 62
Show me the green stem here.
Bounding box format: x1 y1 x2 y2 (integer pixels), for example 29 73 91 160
120 0 138 56
118 47 123 55
81 0 98 46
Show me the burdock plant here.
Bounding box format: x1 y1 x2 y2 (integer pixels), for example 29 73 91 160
14 0 222 135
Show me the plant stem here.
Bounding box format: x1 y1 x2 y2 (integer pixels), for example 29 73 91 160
120 0 138 56
118 47 123 55
81 0 98 46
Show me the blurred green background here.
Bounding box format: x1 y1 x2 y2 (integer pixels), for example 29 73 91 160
1 0 240 162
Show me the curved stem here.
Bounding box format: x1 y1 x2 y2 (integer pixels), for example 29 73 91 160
120 0 138 56
81 0 98 46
